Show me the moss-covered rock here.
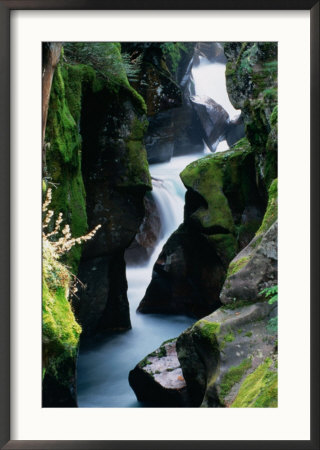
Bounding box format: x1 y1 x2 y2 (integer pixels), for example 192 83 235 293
176 301 277 407
45 62 88 274
70 45 152 336
181 138 264 243
220 175 277 306
220 220 278 306
129 339 191 407
224 42 278 193
42 240 81 407
256 178 278 235
231 357 278 407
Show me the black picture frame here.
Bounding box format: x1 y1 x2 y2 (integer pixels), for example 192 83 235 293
0 1 319 449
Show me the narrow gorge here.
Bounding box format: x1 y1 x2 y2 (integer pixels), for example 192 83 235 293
42 42 278 408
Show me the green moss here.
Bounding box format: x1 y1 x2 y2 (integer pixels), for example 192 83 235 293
42 242 81 382
140 357 152 368
119 139 151 189
231 137 251 152
157 346 167 358
181 155 234 232
270 105 278 126
199 320 221 337
160 42 191 77
231 357 277 407
181 139 254 236
227 256 250 277
256 178 278 236
221 299 257 311
223 332 235 343
46 64 81 167
219 358 252 400
45 60 90 273
61 64 83 124
245 331 253 338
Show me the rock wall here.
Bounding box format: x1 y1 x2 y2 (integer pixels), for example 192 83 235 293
43 43 152 405
73 44 152 336
224 42 278 192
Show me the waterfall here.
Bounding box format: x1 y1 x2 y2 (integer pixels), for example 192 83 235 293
77 155 200 407
77 46 237 408
192 56 241 152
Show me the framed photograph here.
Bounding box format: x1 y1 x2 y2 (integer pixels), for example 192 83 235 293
0 2 319 449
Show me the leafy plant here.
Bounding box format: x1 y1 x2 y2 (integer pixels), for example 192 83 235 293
259 285 278 333
260 285 278 305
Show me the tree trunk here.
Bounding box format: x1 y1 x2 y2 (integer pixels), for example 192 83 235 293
42 43 62 171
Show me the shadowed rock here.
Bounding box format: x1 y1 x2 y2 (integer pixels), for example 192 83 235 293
176 301 277 407
129 339 191 407
190 95 229 152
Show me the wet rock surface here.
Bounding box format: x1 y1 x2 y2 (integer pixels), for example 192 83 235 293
190 95 229 152
129 339 191 407
220 221 278 305
176 301 277 407
76 74 151 336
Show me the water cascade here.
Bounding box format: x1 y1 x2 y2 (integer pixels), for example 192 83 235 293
192 55 241 152
77 48 238 407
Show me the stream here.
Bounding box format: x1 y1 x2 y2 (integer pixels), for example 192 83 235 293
77 52 240 408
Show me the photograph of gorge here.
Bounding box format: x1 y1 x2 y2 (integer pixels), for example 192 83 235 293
42 41 278 408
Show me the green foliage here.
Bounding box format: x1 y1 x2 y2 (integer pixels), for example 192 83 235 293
231 357 277 407
63 42 141 84
259 285 278 333
223 332 235 343
42 241 82 382
219 358 252 400
260 285 278 305
160 42 189 75
256 178 278 236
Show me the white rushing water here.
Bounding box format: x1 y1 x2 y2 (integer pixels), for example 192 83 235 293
77 48 237 407
192 56 241 152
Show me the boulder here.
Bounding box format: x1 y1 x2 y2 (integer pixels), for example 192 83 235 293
129 339 191 407
138 140 265 317
176 301 277 407
190 95 229 152
220 179 278 305
225 114 245 148
137 223 226 318
220 221 278 305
